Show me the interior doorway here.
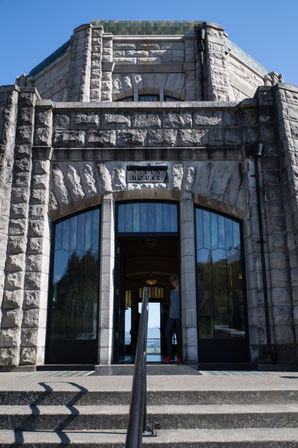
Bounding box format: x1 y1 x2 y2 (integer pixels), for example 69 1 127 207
113 236 180 363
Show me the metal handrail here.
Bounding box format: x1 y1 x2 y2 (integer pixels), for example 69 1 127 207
125 286 155 448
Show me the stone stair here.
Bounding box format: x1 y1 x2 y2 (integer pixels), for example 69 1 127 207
0 371 298 447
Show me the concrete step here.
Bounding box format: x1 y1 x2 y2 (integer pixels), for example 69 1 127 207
1 428 298 447
1 404 298 431
1 389 298 406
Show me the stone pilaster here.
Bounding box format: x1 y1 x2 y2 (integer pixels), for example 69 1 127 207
19 104 53 365
204 23 232 101
101 35 114 102
0 88 39 366
275 83 298 363
98 193 115 364
180 191 198 363
258 88 295 363
90 25 104 102
0 86 19 316
184 35 196 100
66 24 93 102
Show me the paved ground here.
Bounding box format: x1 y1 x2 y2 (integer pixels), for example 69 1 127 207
0 369 297 392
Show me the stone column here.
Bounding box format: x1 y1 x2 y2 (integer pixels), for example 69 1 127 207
20 103 53 365
98 193 115 365
0 88 39 367
180 191 198 363
66 24 93 102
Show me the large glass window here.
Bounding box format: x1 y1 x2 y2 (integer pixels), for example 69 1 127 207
195 208 246 341
118 202 178 233
49 208 100 341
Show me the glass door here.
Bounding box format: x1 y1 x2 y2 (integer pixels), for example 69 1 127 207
46 208 100 364
114 201 179 364
195 207 249 363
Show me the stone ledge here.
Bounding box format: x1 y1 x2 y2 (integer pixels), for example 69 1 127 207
205 22 225 32
73 23 92 33
276 83 298 94
35 100 54 109
51 147 244 162
46 100 257 111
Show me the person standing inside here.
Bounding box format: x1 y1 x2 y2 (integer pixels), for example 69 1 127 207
163 274 182 363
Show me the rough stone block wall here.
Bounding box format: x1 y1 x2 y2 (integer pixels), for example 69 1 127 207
243 87 297 364
228 55 266 102
113 38 186 65
32 53 70 101
0 86 297 366
203 23 269 103
276 84 298 363
50 105 254 151
111 36 195 100
45 98 297 364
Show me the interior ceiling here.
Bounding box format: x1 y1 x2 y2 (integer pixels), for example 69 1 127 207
120 237 179 285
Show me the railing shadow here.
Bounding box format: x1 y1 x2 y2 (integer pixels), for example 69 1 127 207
14 381 88 446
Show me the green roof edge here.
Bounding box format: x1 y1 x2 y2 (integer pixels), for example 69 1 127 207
91 20 203 35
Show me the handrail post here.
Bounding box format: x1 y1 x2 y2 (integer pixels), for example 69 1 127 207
125 286 155 448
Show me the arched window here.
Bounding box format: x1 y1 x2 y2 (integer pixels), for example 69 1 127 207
116 93 182 102
195 207 249 362
119 96 134 101
46 207 100 364
139 94 159 101
164 96 180 101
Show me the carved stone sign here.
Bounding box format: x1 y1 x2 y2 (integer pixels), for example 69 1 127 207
126 166 168 183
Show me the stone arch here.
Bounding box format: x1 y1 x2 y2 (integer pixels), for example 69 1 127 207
49 160 247 221
113 89 134 101
112 73 186 101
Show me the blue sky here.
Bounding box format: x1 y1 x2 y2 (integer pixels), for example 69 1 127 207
0 0 297 87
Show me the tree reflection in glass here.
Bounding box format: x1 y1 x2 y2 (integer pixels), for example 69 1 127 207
196 208 245 340
50 208 100 341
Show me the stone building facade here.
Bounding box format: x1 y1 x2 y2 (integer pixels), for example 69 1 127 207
0 21 297 368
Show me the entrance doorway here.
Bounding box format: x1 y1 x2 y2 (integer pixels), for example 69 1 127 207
113 201 180 364
113 236 180 363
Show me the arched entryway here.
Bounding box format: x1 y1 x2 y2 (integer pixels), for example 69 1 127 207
113 201 180 363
